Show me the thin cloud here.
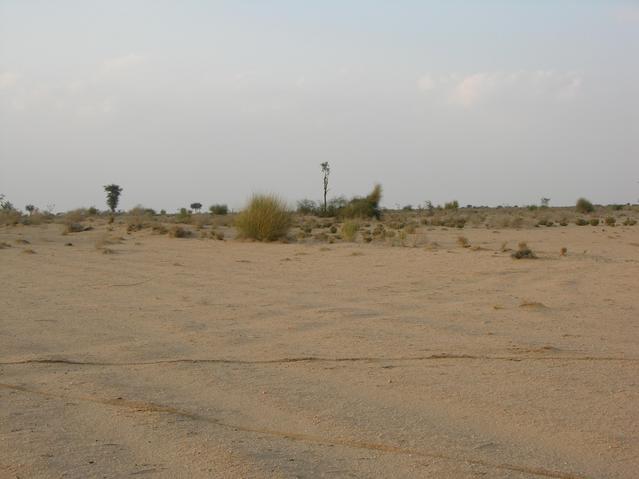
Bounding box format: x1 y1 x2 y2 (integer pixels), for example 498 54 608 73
101 53 144 73
613 5 639 23
417 70 583 107
0 71 19 90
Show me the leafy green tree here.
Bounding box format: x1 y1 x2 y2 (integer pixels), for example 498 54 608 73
190 202 202 213
104 184 123 213
576 197 594 213
25 204 36 215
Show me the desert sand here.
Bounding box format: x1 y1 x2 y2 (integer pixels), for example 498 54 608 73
1 221 638 478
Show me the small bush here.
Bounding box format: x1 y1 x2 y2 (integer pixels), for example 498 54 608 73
589 218 599 226
169 226 192 238
512 242 537 259
444 200 459 210
575 218 588 226
576 198 594 214
296 199 318 215
209 204 229 215
234 194 291 241
623 218 637 226
341 221 360 242
457 236 470 248
176 208 192 223
605 216 616 226
64 223 85 234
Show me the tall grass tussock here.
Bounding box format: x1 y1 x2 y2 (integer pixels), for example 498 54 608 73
235 194 292 241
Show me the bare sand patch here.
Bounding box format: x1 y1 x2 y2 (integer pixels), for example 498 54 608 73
1 222 638 478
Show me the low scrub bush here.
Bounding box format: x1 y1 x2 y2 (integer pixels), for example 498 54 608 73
235 194 292 241
512 241 537 259
169 225 192 238
605 216 616 226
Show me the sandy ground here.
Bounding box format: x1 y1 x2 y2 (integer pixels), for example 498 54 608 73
1 222 638 478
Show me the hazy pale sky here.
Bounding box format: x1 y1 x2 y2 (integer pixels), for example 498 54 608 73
1 1 638 212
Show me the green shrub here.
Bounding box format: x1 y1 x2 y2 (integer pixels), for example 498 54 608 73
209 204 229 215
605 216 616 226
623 218 637 226
444 200 459 210
589 218 599 226
576 198 594 213
234 194 291 241
575 218 588 226
341 184 383 219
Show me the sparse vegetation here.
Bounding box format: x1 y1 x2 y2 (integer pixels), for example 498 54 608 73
235 194 292 241
605 216 616 227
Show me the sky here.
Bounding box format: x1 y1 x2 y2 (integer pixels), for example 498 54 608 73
1 0 638 212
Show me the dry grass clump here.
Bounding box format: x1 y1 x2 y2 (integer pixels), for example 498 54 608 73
235 194 291 241
0 241 12 249
0 209 22 225
511 241 537 259
22 248 36 254
152 224 168 235
560 247 568 257
169 225 193 238
457 236 470 248
623 218 637 226
605 216 616 227
341 220 360 242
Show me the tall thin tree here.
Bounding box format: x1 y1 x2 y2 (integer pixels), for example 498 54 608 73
321 162 330 212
